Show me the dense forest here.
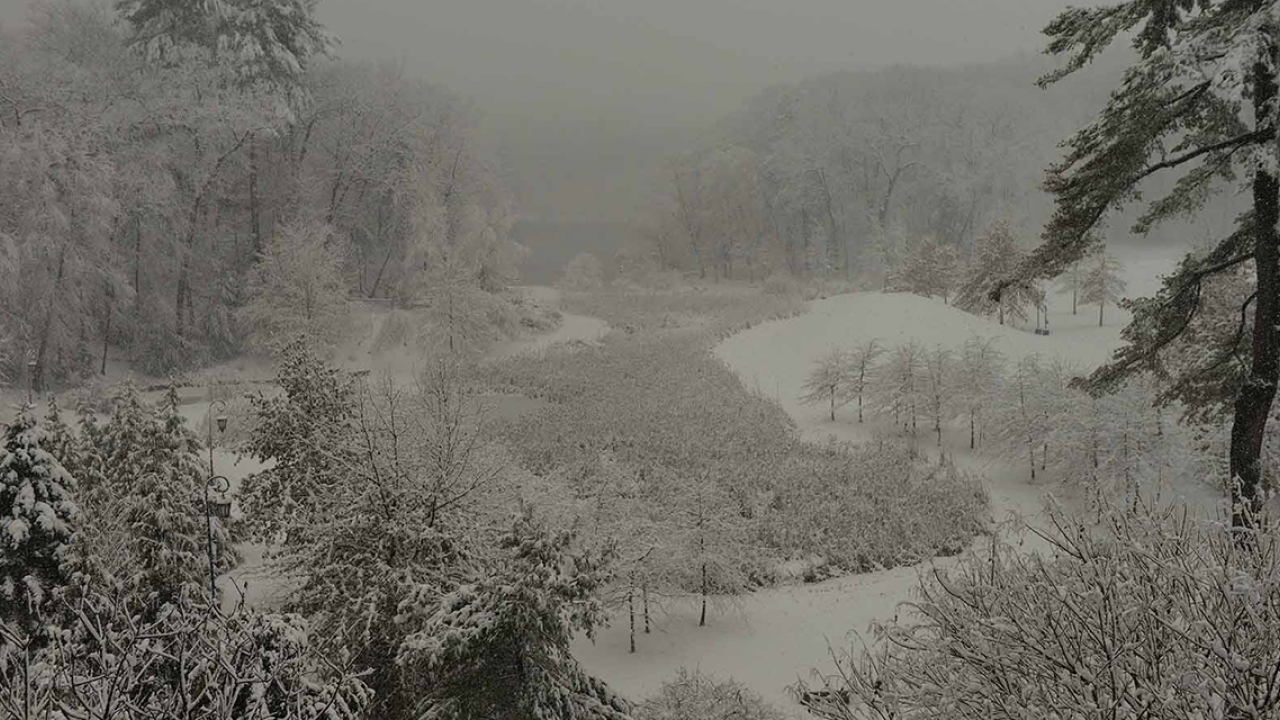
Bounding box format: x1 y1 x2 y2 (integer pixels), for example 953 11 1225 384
0 0 522 389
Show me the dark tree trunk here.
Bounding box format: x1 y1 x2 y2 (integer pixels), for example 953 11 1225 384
969 410 976 450
830 388 836 422
249 135 262 256
643 581 650 634
699 561 707 627
34 245 68 394
1231 41 1280 529
100 310 111 376
628 573 636 654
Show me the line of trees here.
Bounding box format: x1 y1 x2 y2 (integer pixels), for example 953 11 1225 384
801 336 1200 508
0 0 521 385
628 52 1169 289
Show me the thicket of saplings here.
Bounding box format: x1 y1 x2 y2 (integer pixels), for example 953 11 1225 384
481 319 989 597
800 336 1217 510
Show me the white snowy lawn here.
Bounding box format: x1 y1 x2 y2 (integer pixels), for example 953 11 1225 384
572 247 1220 715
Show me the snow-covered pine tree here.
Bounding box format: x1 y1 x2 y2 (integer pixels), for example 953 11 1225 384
130 384 235 599
841 338 885 424
955 218 1037 325
241 337 358 543
800 348 848 422
41 395 81 480
998 0 1280 527
1080 248 1127 327
72 383 234 606
0 406 78 632
243 346 510 719
117 0 334 90
396 510 631 720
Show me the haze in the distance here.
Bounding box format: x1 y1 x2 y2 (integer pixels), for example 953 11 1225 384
0 0 1072 222
318 0 1071 222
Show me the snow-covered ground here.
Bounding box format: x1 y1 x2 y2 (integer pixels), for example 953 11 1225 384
573 246 1222 715
493 285 609 358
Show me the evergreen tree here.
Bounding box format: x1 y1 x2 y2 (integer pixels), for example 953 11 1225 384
1080 248 1128 327
78 384 234 606
41 395 81 480
397 510 630 720
241 337 357 543
0 406 78 632
116 0 334 89
999 0 1280 526
956 219 1037 325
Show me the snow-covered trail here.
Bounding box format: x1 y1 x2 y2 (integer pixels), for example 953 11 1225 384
574 276 1219 715
493 285 609 358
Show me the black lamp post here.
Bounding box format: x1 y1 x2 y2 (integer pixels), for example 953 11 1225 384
204 394 231 598
204 474 231 598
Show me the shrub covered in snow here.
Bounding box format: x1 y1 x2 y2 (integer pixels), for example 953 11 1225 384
637 668 785 720
806 502 1280 720
482 329 990 591
0 590 370 720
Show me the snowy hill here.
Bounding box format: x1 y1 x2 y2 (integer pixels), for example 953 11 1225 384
576 248 1204 715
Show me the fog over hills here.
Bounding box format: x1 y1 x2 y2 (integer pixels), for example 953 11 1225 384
317 0 1071 224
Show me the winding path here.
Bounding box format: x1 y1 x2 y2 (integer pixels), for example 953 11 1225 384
573 289 1221 715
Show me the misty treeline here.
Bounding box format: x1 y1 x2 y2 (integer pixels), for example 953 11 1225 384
0 0 521 389
634 58 1092 284
631 53 1222 290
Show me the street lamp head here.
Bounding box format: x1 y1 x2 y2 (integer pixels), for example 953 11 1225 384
216 414 228 433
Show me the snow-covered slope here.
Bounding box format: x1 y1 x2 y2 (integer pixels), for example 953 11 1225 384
576 250 1205 715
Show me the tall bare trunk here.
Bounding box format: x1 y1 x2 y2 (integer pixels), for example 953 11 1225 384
249 134 262 256
34 245 68 394
1230 35 1280 529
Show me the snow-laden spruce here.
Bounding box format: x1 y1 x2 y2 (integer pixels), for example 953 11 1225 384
0 406 78 632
